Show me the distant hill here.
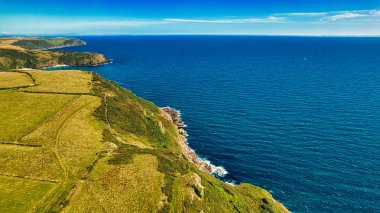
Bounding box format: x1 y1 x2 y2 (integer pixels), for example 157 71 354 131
11 38 86 50
0 37 107 70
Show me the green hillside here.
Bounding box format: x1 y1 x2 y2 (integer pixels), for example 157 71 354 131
0 70 289 212
12 38 86 50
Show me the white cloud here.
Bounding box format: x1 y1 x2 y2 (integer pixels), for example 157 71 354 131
277 12 327 17
164 16 284 24
165 10 380 25
322 12 366 21
276 10 380 22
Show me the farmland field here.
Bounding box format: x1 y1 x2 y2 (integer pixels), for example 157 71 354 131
0 92 76 143
21 70 93 93
65 154 165 212
0 176 55 213
0 72 33 88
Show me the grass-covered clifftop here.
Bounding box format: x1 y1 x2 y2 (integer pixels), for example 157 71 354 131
0 70 289 212
0 37 107 70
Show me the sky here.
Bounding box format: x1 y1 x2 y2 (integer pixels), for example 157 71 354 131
1 0 380 35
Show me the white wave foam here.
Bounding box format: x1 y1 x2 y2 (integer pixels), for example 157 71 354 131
201 159 228 177
51 64 68 68
225 180 237 186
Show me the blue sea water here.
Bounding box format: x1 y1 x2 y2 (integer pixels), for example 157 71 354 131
49 36 380 212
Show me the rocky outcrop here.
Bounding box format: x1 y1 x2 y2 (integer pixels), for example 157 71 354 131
161 107 227 177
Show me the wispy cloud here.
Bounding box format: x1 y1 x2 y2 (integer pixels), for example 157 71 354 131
164 16 284 24
277 10 380 22
164 10 380 25
276 12 327 17
319 10 380 21
323 12 366 21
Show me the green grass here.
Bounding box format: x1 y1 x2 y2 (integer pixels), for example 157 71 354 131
0 145 61 181
0 176 55 213
22 70 93 94
0 72 33 88
65 154 165 212
58 97 104 179
0 92 77 142
21 95 106 212
0 68 288 213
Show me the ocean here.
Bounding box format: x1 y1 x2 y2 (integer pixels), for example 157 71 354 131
47 36 380 212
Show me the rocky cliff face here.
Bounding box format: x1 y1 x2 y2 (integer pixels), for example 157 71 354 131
62 38 87 47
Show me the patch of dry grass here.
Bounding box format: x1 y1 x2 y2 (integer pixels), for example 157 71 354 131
21 70 92 94
65 154 165 213
0 176 55 213
0 38 25 50
0 92 77 143
0 145 61 181
0 72 34 88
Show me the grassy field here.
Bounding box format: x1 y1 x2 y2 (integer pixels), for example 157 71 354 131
0 176 55 213
0 145 61 181
0 69 289 212
21 70 92 94
0 70 106 212
0 72 34 89
65 154 165 212
58 97 104 179
0 92 76 143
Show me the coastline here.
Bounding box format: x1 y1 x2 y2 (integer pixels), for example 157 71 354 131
41 61 109 70
161 106 228 177
40 42 87 51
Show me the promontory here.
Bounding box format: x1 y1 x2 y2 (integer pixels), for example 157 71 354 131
0 37 289 213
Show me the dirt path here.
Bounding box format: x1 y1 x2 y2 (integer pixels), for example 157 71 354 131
29 96 99 213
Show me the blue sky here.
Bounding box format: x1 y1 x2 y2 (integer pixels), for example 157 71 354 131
1 0 380 35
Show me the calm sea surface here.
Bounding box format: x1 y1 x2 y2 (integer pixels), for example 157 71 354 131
49 36 380 212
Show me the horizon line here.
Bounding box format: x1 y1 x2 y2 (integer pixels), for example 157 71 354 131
2 33 380 37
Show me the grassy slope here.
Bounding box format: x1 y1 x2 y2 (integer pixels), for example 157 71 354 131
0 70 289 213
